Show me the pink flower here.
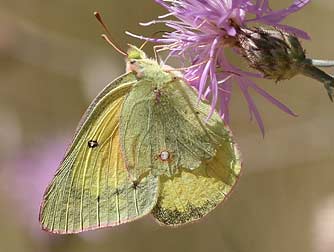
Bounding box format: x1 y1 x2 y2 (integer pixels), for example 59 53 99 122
129 0 311 134
4 140 67 240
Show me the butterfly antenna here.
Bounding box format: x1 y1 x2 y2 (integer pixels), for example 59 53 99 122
94 11 127 56
139 40 149 50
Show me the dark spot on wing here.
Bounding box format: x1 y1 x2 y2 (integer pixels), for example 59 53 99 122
154 87 162 103
132 180 139 189
88 140 99 148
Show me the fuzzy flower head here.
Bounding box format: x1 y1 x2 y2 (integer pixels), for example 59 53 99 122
130 0 311 134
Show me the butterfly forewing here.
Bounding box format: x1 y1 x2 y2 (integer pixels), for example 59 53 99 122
40 74 159 234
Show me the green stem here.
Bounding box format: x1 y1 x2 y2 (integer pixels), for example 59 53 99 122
301 63 334 101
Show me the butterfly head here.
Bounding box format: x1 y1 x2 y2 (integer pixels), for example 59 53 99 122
127 45 147 61
126 44 173 82
126 45 149 77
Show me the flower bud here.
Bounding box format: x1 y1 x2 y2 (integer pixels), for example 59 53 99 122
234 26 334 100
235 27 306 81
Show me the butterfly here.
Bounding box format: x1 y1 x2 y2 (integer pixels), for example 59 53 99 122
39 13 241 234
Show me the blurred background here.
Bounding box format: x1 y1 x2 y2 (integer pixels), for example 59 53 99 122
0 1 333 251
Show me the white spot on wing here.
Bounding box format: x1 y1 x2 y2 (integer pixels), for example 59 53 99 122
160 151 170 161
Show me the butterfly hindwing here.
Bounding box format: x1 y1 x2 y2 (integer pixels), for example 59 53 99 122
152 130 241 225
39 73 159 234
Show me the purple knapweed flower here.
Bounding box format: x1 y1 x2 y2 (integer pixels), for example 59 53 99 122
3 137 111 241
128 0 311 134
3 140 67 240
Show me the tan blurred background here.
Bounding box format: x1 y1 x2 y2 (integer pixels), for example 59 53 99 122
0 1 333 252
